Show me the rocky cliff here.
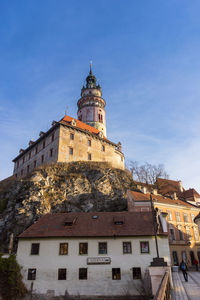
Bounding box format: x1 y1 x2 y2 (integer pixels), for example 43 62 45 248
0 162 136 252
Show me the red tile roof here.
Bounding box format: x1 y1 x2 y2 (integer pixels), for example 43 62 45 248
19 212 167 238
129 190 195 208
156 178 184 195
60 115 108 141
180 188 200 201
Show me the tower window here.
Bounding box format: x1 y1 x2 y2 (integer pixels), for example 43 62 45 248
69 148 73 155
41 155 44 163
88 140 91 146
88 153 92 161
70 133 74 140
29 152 31 160
50 148 53 157
51 133 54 142
102 145 105 152
34 160 37 168
43 141 45 149
35 146 38 154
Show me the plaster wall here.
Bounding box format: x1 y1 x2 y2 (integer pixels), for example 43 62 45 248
13 127 60 178
58 125 124 170
17 236 170 297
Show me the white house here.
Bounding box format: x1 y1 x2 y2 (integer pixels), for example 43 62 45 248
17 211 171 298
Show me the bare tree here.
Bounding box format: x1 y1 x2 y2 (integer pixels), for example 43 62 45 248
128 161 169 185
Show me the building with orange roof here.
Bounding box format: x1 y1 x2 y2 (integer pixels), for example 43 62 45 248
127 189 200 267
13 67 124 178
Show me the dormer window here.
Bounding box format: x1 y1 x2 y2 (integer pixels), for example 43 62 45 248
113 216 125 225
64 217 76 226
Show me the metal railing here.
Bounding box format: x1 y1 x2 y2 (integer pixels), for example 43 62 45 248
153 271 171 300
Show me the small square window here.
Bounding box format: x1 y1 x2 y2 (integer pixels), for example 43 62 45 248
69 148 73 155
140 241 149 254
79 268 87 280
123 242 132 254
70 133 74 140
50 148 53 157
31 243 40 255
101 145 105 152
88 140 91 146
79 243 88 255
88 153 92 161
132 268 141 279
58 268 67 280
59 243 68 255
112 268 121 280
27 268 36 280
98 242 107 254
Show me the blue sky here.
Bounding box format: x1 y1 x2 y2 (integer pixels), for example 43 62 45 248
1 1 200 190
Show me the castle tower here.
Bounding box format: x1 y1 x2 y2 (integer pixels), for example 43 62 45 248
77 65 107 137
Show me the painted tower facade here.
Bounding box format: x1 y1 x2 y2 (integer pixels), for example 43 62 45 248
77 66 107 137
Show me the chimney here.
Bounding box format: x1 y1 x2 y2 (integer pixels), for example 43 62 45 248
178 180 183 192
152 189 158 195
142 186 147 194
171 192 177 200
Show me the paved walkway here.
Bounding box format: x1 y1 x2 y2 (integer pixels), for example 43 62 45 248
172 271 200 300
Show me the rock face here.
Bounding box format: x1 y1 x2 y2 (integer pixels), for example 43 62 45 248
0 162 136 252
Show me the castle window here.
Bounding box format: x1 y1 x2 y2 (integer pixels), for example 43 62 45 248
50 148 53 157
88 140 91 147
59 243 68 255
132 268 141 279
79 268 87 280
27 165 29 173
43 140 45 149
69 148 73 155
31 243 40 255
70 133 74 140
35 146 38 154
23 157 25 164
51 133 54 142
34 160 36 168
28 269 36 280
88 153 92 161
58 268 67 280
29 152 31 160
21 169 23 176
41 155 44 164
17 161 19 168
79 243 88 255
102 145 105 152
112 268 121 280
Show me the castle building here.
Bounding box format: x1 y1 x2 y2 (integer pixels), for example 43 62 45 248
13 67 124 178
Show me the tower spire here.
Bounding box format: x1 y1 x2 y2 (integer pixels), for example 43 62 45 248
90 61 93 75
